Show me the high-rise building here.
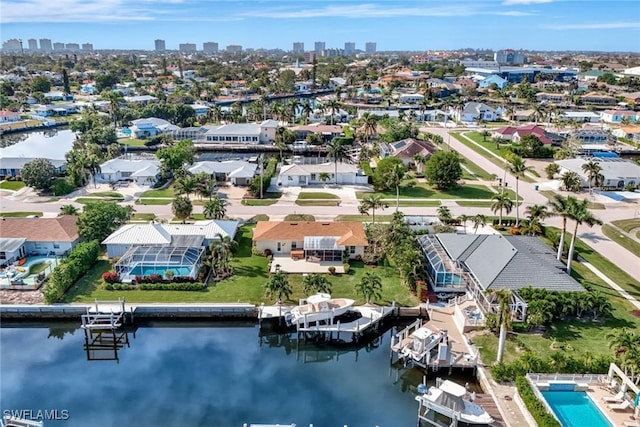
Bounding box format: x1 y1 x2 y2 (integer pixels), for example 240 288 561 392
53 42 65 50
304 52 316 62
314 41 325 54
82 43 93 51
27 39 38 51
226 45 243 54
155 39 166 51
365 42 376 54
292 42 304 54
1 39 22 52
344 42 356 55
203 42 219 53
39 38 52 52
494 49 525 65
65 43 80 50
179 43 197 52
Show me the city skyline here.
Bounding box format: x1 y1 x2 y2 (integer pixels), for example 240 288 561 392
1 0 639 52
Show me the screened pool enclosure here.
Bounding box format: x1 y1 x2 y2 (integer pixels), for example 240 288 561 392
115 245 205 282
418 235 468 292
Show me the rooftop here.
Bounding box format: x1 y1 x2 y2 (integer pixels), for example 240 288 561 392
253 221 368 247
0 216 79 242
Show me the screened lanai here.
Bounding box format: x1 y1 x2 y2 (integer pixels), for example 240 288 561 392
115 245 205 282
418 235 468 292
303 236 344 262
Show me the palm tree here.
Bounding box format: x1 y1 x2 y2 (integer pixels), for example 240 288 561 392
524 204 550 221
519 218 543 236
560 171 582 192
358 194 386 224
87 154 101 188
413 154 426 174
302 273 332 296
174 175 197 198
384 163 407 210
203 195 229 219
437 206 453 224
325 99 341 125
472 214 487 234
359 112 378 143
264 271 292 303
566 199 602 274
548 195 572 261
494 289 513 364
326 139 350 185
458 214 469 234
301 100 313 124
318 172 331 184
59 204 79 215
581 159 604 193
172 195 193 223
590 290 612 321
506 155 533 226
491 193 514 226
356 271 383 304
101 90 124 128
208 233 237 275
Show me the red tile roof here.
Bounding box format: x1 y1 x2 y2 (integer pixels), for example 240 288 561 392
0 216 79 242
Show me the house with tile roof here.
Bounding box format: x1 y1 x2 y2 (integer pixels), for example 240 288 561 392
0 216 80 265
492 124 563 146
252 221 368 262
0 111 20 123
382 138 438 165
417 233 584 295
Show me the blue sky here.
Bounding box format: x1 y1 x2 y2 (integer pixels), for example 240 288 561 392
2 0 640 52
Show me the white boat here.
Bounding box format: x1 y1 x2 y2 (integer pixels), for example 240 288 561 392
416 380 494 425
286 293 355 326
399 327 446 362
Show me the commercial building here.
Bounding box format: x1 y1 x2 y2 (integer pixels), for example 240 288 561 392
27 39 38 51
65 43 80 50
53 42 64 50
203 42 218 53
494 49 525 65
556 157 640 189
39 39 52 52
365 42 377 54
344 42 356 55
292 42 304 54
314 41 325 54
81 43 93 51
154 39 166 51
2 39 22 52
179 43 197 53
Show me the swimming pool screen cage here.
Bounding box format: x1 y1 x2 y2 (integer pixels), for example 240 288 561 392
114 245 205 279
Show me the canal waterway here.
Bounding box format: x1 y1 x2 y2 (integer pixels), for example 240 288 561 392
0 320 470 427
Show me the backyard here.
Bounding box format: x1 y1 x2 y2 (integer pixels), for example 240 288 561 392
62 225 418 306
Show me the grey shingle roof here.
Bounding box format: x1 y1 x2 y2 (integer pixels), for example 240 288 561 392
436 234 584 293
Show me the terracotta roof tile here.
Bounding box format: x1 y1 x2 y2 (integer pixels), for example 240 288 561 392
253 221 368 246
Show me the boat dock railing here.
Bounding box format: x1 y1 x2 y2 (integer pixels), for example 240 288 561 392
390 318 423 352
81 299 134 331
416 394 462 427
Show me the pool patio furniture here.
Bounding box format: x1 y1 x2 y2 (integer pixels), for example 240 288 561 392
608 400 631 411
622 421 639 427
602 390 625 403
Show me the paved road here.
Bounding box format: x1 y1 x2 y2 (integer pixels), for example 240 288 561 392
1 125 638 278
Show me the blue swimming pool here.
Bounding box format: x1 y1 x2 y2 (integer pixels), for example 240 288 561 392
129 265 192 277
121 128 132 135
541 390 613 427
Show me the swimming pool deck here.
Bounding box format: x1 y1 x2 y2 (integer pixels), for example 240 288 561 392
587 385 638 427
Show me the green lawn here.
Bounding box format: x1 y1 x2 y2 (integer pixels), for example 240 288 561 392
140 186 175 198
357 183 498 200
297 192 340 200
89 191 124 198
118 138 147 147
135 198 172 205
0 180 25 190
459 156 495 181
335 215 395 222
63 226 417 306
395 200 441 207
76 197 124 205
611 218 640 233
295 200 341 206
242 192 281 206
602 224 640 258
284 214 315 221
131 213 156 221
452 133 536 184
0 211 43 217
475 242 640 363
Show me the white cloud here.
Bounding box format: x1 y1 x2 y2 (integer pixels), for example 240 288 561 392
503 0 552 5
542 21 640 30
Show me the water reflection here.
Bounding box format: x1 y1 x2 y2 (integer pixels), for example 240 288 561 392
0 127 71 149
1 321 419 427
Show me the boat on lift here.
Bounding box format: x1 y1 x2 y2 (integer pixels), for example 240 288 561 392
286 293 355 326
416 379 494 425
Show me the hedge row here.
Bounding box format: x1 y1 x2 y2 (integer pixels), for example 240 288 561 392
249 158 277 197
105 282 206 291
515 376 562 427
42 240 101 304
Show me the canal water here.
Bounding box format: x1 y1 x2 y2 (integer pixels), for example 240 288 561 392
0 320 472 427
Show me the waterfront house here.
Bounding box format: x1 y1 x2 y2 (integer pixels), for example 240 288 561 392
43 91 73 101
124 95 158 106
252 221 368 261
199 120 278 145
612 125 640 143
0 111 20 123
0 131 74 177
34 104 77 116
278 162 367 187
97 157 161 186
397 93 424 104
580 92 617 106
417 233 584 297
103 220 239 258
292 124 344 143
570 128 614 145
492 124 563 145
129 117 179 139
188 160 257 186
0 216 79 265
556 157 640 189
453 102 498 122
556 111 601 123
600 109 640 124
535 92 569 103
189 104 210 117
